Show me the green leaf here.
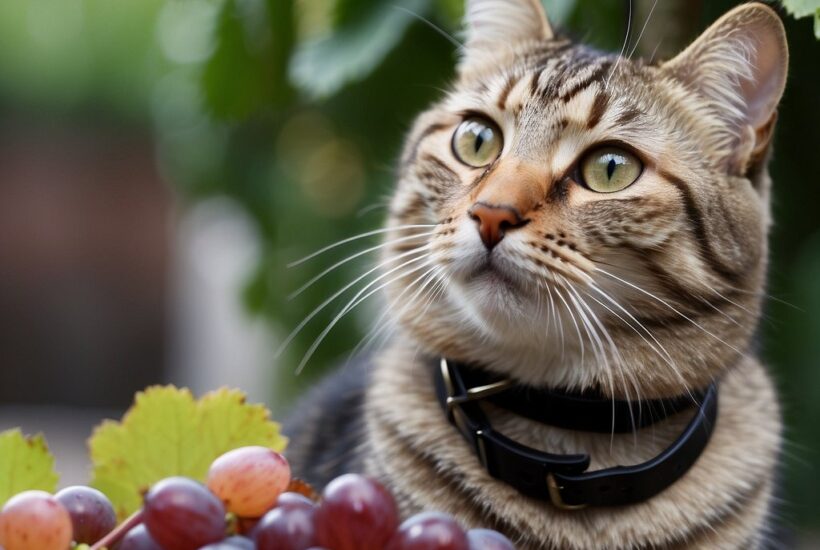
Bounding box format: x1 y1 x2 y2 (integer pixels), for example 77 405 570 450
0 429 59 506
781 1 820 40
815 8 820 39
781 0 820 18
89 386 287 519
289 0 431 99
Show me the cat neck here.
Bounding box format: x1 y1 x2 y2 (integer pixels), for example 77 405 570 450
363 340 780 549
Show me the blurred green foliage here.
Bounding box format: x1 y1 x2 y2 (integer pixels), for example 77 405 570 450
0 0 167 118
0 0 818 531
781 0 820 38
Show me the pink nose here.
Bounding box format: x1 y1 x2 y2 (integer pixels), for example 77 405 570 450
468 203 526 249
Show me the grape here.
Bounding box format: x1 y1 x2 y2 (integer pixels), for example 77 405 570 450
314 474 398 550
119 524 163 550
200 535 254 549
55 485 116 544
0 490 73 550
385 512 469 550
143 476 226 550
207 446 291 518
276 492 316 510
254 499 317 550
466 528 515 550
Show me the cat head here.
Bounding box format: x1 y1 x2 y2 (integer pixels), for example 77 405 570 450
383 0 788 398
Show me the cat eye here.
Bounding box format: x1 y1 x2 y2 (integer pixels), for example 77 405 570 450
580 147 643 193
452 117 503 168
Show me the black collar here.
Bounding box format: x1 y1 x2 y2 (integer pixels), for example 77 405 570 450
433 358 718 509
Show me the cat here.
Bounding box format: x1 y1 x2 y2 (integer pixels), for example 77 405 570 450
284 1 789 548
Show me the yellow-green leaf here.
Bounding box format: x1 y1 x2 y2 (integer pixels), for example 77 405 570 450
0 429 59 506
89 386 287 519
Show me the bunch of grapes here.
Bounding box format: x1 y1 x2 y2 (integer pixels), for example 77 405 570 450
0 446 515 550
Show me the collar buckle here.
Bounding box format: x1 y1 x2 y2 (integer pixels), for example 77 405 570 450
547 473 588 511
440 358 512 415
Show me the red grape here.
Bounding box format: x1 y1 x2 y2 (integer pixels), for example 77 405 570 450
385 512 469 550
276 492 316 510
314 474 398 550
254 499 317 550
119 524 163 550
55 485 116 544
143 476 226 550
200 535 254 549
207 446 291 518
466 528 515 550
0 490 73 550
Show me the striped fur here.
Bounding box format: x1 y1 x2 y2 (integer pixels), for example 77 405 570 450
285 2 789 548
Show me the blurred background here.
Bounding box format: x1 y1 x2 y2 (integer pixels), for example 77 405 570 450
0 0 817 542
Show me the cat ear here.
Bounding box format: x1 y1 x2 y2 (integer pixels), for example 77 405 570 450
663 3 788 172
459 0 553 72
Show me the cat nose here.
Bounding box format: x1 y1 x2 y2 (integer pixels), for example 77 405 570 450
468 202 526 250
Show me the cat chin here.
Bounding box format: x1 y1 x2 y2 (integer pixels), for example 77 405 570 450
445 276 572 346
450 269 536 321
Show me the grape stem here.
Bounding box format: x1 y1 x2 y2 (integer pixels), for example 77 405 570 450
90 509 144 550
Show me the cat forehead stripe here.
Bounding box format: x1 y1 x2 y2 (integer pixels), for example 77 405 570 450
490 56 613 114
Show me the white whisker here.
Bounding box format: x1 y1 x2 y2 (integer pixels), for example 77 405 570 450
392 6 464 50
418 268 449 319
627 0 658 60
594 265 745 357
648 38 665 64
545 282 564 360
287 224 435 267
696 295 744 328
587 284 675 364
584 286 696 405
552 284 585 367
350 266 443 359
558 277 616 442
356 199 390 218
704 284 758 317
287 231 433 300
565 280 638 442
276 245 431 358
606 0 633 88
295 255 432 374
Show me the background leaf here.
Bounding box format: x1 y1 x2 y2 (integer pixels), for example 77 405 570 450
780 0 820 38
0 429 59 506
89 386 287 519
782 0 820 18
816 8 819 39
289 0 431 99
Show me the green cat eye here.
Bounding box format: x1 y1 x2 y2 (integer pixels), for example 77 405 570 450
452 117 503 168
580 147 643 193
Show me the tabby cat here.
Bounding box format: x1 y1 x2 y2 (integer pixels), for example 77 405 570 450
284 1 789 548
